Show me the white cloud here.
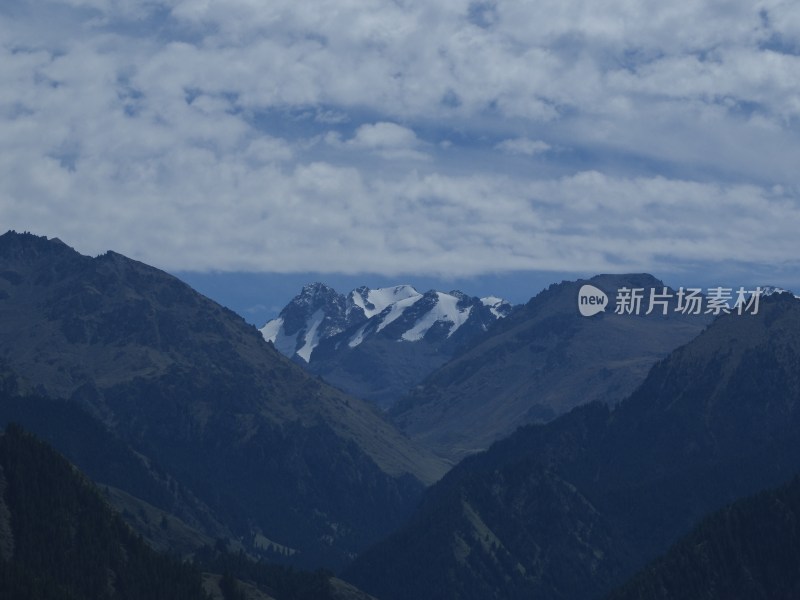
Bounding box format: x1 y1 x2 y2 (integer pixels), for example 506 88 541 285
350 122 418 149
327 122 429 160
0 0 798 282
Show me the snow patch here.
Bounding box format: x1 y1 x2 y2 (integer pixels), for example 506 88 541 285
296 309 325 363
364 285 421 318
348 323 369 348
760 286 800 301
259 318 282 342
481 295 510 318
401 293 473 342
260 317 302 357
375 293 424 333
350 291 367 314
346 286 422 347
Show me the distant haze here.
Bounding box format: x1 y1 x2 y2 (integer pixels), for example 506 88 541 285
175 270 796 326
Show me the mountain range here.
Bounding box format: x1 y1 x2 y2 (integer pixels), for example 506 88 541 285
345 291 800 599
4 228 800 600
0 231 447 569
260 283 512 409
391 273 711 460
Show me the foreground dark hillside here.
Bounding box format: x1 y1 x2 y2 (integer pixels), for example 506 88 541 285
0 423 378 600
607 475 800 600
0 424 208 600
346 293 800 599
0 231 447 568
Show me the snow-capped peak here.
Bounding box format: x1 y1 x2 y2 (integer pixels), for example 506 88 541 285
350 285 421 319
401 292 473 342
259 282 350 362
261 283 512 363
760 285 798 299
481 295 513 318
374 292 424 333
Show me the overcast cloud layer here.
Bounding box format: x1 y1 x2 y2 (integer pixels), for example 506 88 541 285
1 1 799 282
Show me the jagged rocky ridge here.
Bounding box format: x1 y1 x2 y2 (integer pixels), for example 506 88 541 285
261 283 512 409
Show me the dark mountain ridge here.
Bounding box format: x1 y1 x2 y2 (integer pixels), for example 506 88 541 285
391 273 711 460
345 292 800 599
606 474 800 600
0 423 208 600
0 421 379 600
0 231 447 568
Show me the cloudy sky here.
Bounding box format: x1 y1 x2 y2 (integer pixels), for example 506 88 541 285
2 1 799 318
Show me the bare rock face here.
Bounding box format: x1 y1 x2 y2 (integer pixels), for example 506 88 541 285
261 283 512 409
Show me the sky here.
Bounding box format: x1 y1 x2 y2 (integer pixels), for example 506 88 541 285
1 1 799 322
